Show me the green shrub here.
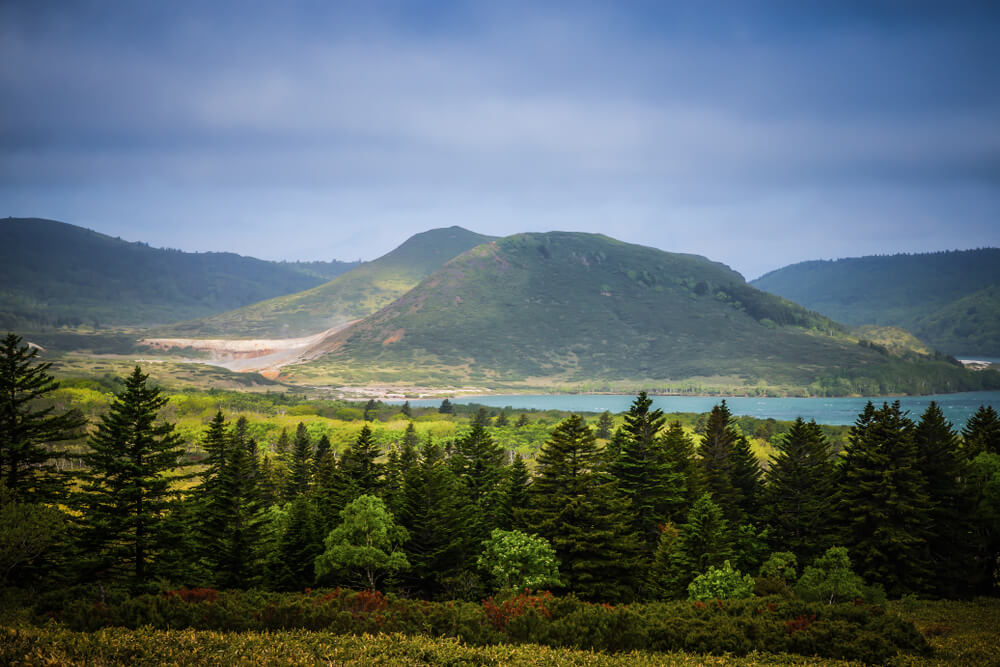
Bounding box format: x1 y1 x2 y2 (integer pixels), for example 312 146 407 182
688 561 755 601
795 546 865 604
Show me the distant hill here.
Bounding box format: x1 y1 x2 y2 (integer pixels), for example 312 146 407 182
164 226 495 338
287 232 993 395
751 249 1000 356
0 217 356 330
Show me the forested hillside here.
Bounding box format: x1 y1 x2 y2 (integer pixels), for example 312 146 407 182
0 218 353 329
291 232 995 395
752 249 1000 356
164 226 495 338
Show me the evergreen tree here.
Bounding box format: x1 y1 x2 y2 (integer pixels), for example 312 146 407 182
660 420 701 519
398 439 474 599
339 424 382 501
314 434 331 466
364 399 378 422
497 452 531 531
274 428 291 460
699 401 761 524
914 402 977 597
646 494 733 599
494 410 509 427
762 418 836 563
595 411 614 439
521 415 641 601
286 422 313 500
515 414 529 428
835 401 933 596
472 407 491 427
76 366 185 590
964 405 1000 457
214 421 262 589
268 495 322 591
312 447 348 536
400 423 420 470
0 333 85 502
400 401 412 418
438 399 453 414
451 422 506 539
611 392 683 551
194 412 231 575
256 455 284 508
382 444 404 517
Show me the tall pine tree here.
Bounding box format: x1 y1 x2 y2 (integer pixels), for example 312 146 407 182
339 424 383 502
964 405 1000 457
699 401 761 524
77 366 185 590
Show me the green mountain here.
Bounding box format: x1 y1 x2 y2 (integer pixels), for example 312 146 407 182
0 217 355 330
164 226 495 338
751 249 1000 356
287 232 994 395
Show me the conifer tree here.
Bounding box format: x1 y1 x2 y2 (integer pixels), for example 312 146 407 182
400 400 412 418
494 410 509 427
451 422 505 539
400 423 420 471
382 444 404 517
497 452 531 530
268 495 322 591
964 405 1000 457
521 415 641 601
274 428 291 460
835 401 933 596
762 418 835 563
914 402 976 597
595 411 614 439
660 420 701 519
611 392 683 551
339 424 382 502
472 407 491 427
194 412 231 574
312 447 348 536
0 333 85 502
77 366 185 590
438 398 453 414
214 420 262 589
314 435 331 467
364 399 377 422
680 492 734 573
398 439 474 599
286 422 313 500
256 455 284 508
699 401 761 524
515 414 529 428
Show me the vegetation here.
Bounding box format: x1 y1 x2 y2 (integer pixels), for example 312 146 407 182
289 232 1000 395
752 248 1000 356
163 226 494 338
0 218 342 330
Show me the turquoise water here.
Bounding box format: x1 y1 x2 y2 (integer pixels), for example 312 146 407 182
401 391 1000 426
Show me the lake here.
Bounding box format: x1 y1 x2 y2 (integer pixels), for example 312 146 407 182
400 391 1000 426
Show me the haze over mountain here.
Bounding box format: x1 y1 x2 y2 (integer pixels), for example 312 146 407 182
164 226 495 338
287 232 991 395
752 249 1000 356
0 218 356 330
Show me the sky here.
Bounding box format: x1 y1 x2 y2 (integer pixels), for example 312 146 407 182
1 1 998 280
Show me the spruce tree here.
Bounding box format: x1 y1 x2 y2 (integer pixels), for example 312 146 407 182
382 444 404 517
762 417 836 563
77 366 185 590
494 410 509 427
699 401 761 524
312 447 349 536
438 399 453 414
339 424 383 502
595 411 614 439
398 439 474 599
497 452 531 531
214 420 262 589
835 401 933 596
194 412 231 575
0 333 85 502
451 422 505 518
914 402 976 597
521 415 641 601
515 414 529 428
286 422 313 500
660 420 701 519
400 401 412 418
268 495 322 591
274 428 291 461
964 405 1000 457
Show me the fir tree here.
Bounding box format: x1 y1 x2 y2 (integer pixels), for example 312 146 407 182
0 333 85 502
680 492 734 573
312 447 348 536
438 399 453 414
497 452 531 531
314 434 331 467
521 415 641 601
472 407 491 427
963 405 1000 457
363 399 377 422
398 439 474 599
699 401 761 524
515 414 529 428
611 392 683 552
214 421 262 589
451 422 505 537
595 411 614 439
268 495 322 591
274 428 291 460
835 401 933 596
382 444 404 517
76 366 185 590
914 402 977 597
286 422 313 500
762 418 836 563
194 412 231 575
256 455 284 508
400 401 412 418
339 424 382 501
660 420 701 519
494 410 509 427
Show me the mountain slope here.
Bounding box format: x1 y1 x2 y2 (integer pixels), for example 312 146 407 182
0 217 346 329
287 233 992 395
751 249 1000 355
164 226 495 338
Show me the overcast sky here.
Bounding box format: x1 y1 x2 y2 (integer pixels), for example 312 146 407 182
2 1 998 279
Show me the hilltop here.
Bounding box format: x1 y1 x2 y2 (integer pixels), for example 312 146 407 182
163 226 494 338
287 232 992 395
752 249 1000 356
0 217 355 330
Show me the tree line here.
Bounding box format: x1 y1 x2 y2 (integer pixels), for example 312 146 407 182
2 333 999 602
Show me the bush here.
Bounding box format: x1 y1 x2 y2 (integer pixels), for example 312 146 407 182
688 561 755 602
795 546 865 604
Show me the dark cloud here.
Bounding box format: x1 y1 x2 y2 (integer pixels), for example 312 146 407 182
1 0 998 278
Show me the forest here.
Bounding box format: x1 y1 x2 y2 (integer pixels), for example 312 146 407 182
3 332 1000 663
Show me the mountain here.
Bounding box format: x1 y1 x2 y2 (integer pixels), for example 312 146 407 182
164 226 495 338
751 249 1000 356
0 217 355 330
286 232 993 395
